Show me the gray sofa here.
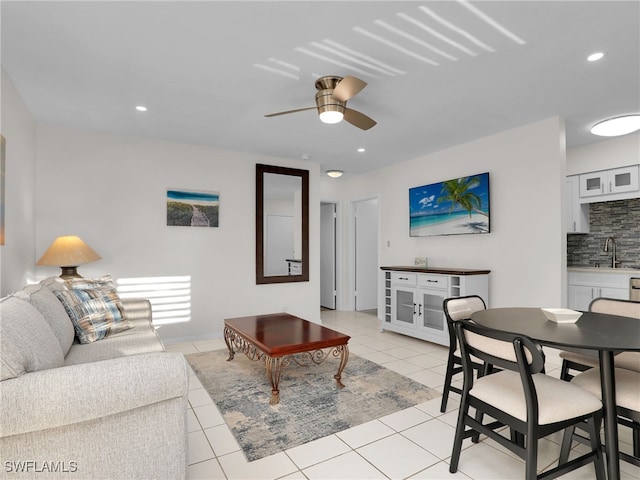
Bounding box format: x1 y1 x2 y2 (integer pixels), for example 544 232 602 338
0 278 189 479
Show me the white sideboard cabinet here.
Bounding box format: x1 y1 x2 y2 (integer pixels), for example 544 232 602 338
381 267 490 346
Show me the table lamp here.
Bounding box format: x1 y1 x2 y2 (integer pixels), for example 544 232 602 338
36 235 102 279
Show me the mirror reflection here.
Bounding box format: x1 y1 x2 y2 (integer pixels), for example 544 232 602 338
256 164 309 284
263 173 301 276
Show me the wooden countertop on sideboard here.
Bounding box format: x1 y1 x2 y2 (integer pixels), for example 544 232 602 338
381 266 491 276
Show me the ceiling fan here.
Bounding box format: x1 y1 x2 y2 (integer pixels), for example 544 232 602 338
265 75 377 130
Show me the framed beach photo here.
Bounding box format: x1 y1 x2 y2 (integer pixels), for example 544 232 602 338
167 189 219 227
409 172 490 237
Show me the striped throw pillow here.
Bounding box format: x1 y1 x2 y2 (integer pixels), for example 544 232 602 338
54 276 132 343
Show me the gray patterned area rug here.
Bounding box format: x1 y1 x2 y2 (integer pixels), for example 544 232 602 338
185 349 440 462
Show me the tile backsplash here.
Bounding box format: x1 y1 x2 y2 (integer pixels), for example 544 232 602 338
567 198 640 268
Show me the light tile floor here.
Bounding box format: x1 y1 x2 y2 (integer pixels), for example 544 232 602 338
165 310 640 480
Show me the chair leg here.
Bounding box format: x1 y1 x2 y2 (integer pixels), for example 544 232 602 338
440 359 455 413
511 429 524 447
525 428 537 480
449 399 469 473
633 421 640 458
585 416 606 480
472 409 483 443
559 426 575 465
559 360 571 381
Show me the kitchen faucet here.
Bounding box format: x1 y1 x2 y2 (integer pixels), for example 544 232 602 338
603 236 619 268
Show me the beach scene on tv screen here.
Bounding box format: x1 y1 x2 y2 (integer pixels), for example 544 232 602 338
409 173 490 236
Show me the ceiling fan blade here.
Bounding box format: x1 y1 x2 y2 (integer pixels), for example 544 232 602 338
344 108 377 130
332 76 367 102
264 106 316 118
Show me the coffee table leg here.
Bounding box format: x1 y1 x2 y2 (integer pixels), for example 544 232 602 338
265 356 284 405
334 345 350 388
223 326 235 361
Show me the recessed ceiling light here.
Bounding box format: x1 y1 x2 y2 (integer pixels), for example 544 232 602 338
587 52 604 62
590 115 640 136
135 105 148 112
357 147 366 153
326 170 344 178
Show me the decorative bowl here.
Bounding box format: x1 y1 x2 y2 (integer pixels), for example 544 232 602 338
541 308 583 324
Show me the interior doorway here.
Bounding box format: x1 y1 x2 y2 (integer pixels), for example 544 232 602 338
320 203 336 309
353 198 378 312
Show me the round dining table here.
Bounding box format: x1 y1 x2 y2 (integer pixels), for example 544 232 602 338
470 307 640 480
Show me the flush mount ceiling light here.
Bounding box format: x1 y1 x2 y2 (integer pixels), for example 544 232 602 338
135 105 148 112
591 115 640 136
587 52 604 62
357 147 366 153
326 170 344 178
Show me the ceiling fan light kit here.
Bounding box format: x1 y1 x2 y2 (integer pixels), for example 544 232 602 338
319 110 344 124
265 75 376 130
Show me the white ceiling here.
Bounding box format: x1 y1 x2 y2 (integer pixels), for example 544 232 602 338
2 1 639 177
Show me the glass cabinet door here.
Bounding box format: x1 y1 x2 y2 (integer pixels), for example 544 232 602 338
419 291 446 331
579 172 605 197
392 287 416 327
610 166 639 193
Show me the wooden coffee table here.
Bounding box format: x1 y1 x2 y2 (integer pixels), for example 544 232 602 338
224 313 350 405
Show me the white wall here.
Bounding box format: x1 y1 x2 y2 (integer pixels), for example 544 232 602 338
567 133 639 175
0 69 37 295
35 125 320 342
322 117 567 310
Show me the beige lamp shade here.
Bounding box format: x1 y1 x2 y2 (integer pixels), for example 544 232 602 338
37 235 101 278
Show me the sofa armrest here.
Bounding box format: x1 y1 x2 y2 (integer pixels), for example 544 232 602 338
0 352 188 437
120 297 153 327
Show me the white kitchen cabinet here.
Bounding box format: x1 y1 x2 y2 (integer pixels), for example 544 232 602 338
566 175 589 233
567 270 631 311
381 267 489 346
579 165 639 202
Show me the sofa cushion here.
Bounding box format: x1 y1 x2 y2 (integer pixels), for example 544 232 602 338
54 276 132 344
0 296 65 380
64 327 165 366
40 275 67 292
14 283 76 354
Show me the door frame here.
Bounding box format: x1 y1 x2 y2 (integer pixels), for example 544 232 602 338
348 196 380 312
320 202 337 309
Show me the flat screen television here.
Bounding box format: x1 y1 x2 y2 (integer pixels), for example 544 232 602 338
409 172 490 237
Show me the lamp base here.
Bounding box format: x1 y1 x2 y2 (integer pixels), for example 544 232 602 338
59 266 82 279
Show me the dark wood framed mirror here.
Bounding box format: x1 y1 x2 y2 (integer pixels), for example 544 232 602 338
256 164 309 284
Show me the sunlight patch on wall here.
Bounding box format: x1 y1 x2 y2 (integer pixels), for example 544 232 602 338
117 275 191 326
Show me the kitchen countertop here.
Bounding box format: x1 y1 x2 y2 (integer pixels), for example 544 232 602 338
568 267 640 275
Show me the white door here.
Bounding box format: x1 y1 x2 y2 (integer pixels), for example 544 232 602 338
320 203 336 309
354 198 378 311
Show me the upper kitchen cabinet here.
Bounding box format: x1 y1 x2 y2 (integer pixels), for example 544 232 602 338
566 175 589 233
579 165 639 203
